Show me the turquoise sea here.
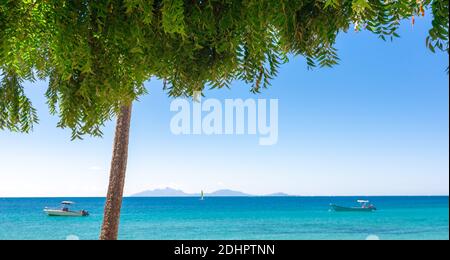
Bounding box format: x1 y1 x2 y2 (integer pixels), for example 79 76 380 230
0 197 448 240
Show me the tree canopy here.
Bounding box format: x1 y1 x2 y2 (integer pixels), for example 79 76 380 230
1 0 448 139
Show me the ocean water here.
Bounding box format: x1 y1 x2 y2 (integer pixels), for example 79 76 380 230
0 197 448 240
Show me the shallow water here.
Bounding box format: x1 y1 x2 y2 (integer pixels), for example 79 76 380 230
0 197 448 240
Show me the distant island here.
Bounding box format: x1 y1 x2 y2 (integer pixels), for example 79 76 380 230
131 188 291 197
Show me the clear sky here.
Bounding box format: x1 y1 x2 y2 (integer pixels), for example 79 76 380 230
0 17 448 197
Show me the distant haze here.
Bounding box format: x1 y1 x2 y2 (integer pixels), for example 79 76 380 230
131 188 291 197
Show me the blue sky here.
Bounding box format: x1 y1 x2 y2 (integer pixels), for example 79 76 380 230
0 17 448 197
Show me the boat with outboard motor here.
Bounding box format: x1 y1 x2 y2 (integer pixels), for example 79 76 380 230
44 201 89 217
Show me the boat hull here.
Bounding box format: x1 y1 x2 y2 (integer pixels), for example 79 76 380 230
331 205 376 212
44 209 88 217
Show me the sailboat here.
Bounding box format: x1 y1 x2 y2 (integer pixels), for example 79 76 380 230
200 190 205 201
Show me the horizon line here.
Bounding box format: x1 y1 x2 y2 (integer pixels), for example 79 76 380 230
1 194 448 199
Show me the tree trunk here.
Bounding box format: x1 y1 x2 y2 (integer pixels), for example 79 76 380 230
100 104 133 240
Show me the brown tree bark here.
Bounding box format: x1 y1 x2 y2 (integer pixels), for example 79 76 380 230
100 104 133 240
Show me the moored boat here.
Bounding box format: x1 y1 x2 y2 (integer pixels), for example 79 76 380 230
330 200 377 212
44 201 89 217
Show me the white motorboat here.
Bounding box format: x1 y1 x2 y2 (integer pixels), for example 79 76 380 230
44 201 89 217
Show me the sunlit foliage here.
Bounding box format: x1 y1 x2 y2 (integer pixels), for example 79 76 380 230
1 0 448 139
